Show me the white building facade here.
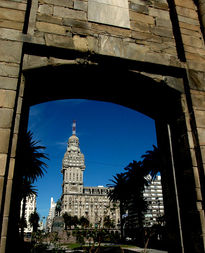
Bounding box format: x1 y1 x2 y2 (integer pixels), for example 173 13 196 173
46 197 56 232
61 121 120 228
144 175 164 226
20 194 36 234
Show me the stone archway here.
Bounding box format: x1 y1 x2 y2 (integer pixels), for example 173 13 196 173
3 52 202 252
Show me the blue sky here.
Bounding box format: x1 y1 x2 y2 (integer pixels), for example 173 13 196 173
28 99 157 221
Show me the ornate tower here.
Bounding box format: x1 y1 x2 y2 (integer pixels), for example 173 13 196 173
61 121 85 213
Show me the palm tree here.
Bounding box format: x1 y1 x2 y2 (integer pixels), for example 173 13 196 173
141 145 161 181
19 131 48 183
124 161 149 244
29 210 40 233
107 173 128 239
15 131 48 239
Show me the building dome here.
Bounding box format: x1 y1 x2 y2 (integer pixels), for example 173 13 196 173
68 134 79 147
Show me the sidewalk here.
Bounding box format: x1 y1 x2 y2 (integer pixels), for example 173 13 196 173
121 246 168 253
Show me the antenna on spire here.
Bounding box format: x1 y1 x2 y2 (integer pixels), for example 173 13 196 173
72 120 76 135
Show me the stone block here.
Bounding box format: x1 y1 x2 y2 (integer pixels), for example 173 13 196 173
16 97 22 114
99 35 125 58
153 1 168 10
37 14 62 25
124 42 149 61
131 30 162 43
0 7 25 22
0 129 10 154
91 23 131 37
156 17 172 28
149 7 170 20
187 60 205 72
176 6 198 19
197 127 205 146
38 4 53 15
0 176 4 205
63 18 91 29
43 0 73 8
187 130 195 149
0 27 22 41
14 113 20 134
129 2 148 14
185 46 205 59
181 28 201 38
0 19 23 30
87 36 99 53
71 26 92 36
11 133 18 157
0 63 20 78
130 11 155 25
195 110 205 128
182 34 204 48
0 89 16 109
191 91 205 110
174 0 196 10
88 0 130 28
23 54 49 70
0 40 22 64
45 33 75 49
150 27 174 38
190 148 197 167
36 21 67 35
130 0 151 5
0 0 26 11
178 15 199 26
0 217 8 239
54 6 86 21
201 146 205 164
74 0 87 11
0 108 13 128
73 35 88 52
8 158 15 180
0 154 7 176
186 52 205 63
0 76 18 90
130 20 150 32
2 179 12 215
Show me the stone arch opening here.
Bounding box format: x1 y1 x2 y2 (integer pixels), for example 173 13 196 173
12 58 190 251
2 52 203 253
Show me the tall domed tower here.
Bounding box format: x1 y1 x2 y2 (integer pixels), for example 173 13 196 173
61 121 85 213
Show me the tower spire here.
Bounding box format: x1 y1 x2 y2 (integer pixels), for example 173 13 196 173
72 120 76 135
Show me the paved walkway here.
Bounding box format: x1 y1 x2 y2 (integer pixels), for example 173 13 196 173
121 246 168 253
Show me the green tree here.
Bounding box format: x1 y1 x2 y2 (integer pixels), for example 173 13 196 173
107 173 128 239
71 215 79 227
79 216 90 228
29 210 40 233
16 131 48 239
123 161 149 245
18 131 48 182
141 145 161 181
62 212 72 230
103 215 114 229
